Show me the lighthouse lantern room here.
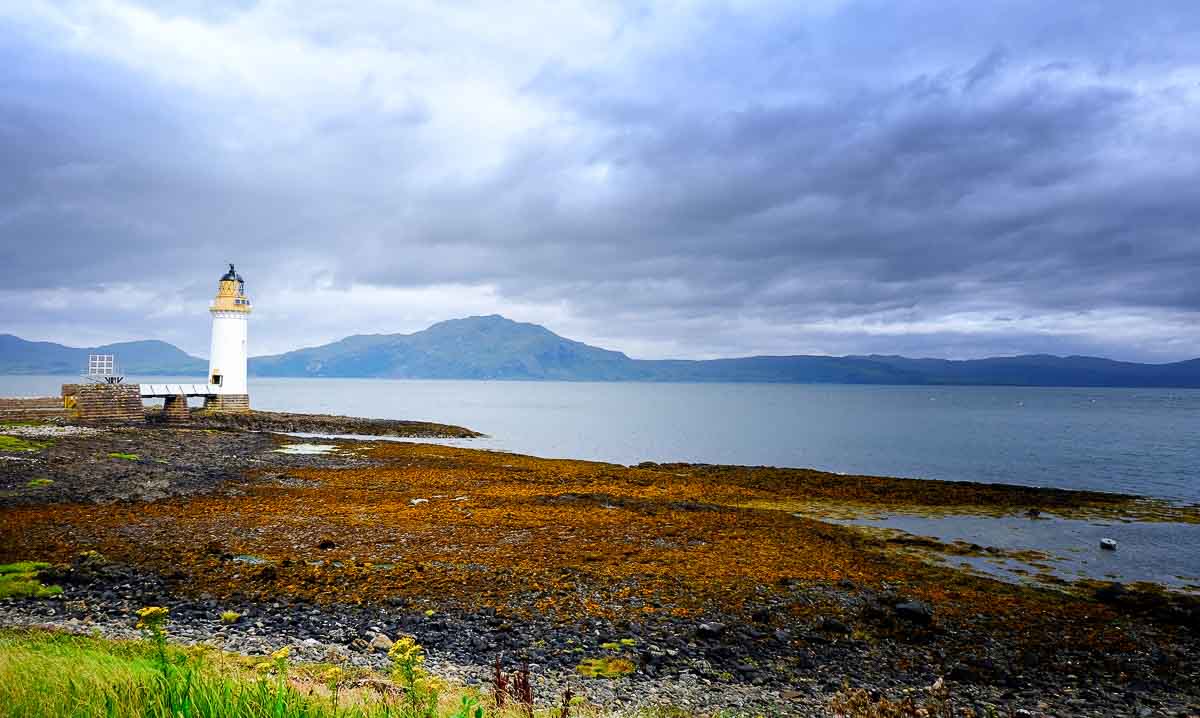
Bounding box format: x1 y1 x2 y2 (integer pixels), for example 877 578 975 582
205 264 252 412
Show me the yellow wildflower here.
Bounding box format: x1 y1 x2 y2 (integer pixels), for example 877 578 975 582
186 644 213 660
387 635 424 664
135 606 169 630
270 646 291 661
417 674 446 693
321 666 345 686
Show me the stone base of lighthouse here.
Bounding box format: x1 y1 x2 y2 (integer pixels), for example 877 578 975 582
203 394 250 413
162 394 192 424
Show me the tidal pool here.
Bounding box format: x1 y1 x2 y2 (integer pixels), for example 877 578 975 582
828 512 1200 592
273 443 337 455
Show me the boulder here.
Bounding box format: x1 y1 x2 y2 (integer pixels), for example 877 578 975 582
819 616 852 634
894 600 934 625
368 634 393 653
696 622 727 640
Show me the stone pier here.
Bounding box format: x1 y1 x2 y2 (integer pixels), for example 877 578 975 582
61 384 145 424
162 394 191 423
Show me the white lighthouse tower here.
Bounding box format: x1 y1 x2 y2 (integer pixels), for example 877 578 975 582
205 264 252 412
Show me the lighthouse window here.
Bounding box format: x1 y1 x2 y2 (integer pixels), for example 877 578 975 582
211 374 223 386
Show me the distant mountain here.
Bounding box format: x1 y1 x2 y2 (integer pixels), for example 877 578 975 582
248 315 1200 388
250 315 634 380
0 335 206 376
4 318 1199 386
853 354 1200 388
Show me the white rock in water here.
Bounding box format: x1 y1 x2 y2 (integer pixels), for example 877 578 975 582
1100 538 1118 550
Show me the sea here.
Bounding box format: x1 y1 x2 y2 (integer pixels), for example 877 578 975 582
5 376 1198 588
4 376 1198 502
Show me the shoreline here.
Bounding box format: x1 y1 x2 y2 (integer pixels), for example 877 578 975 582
147 407 482 438
2 413 1199 716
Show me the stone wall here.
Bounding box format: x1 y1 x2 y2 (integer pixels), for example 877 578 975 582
203 394 250 413
162 394 192 424
0 396 68 422
62 384 145 424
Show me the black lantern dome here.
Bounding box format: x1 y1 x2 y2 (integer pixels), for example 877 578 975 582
220 263 244 284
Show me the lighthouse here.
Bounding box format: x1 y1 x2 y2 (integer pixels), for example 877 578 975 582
205 264 252 412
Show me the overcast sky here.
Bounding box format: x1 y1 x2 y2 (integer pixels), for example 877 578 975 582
2 1 1199 361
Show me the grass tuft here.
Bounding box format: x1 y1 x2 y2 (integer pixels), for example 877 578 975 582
0 562 51 575
0 435 50 452
0 562 61 599
108 452 140 461
575 656 635 679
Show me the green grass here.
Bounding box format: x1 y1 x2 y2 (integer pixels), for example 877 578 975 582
0 435 50 452
0 628 627 718
0 629 345 718
108 452 140 461
0 562 51 575
1 629 392 717
575 656 636 679
0 562 61 599
26 478 53 488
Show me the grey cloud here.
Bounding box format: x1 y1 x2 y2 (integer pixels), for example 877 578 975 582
2 1 1200 361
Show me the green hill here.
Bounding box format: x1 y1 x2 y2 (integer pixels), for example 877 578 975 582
249 315 1200 387
0 335 205 376
4 318 1199 387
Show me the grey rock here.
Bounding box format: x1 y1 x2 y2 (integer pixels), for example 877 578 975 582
696 622 727 640
820 617 851 634
369 633 394 653
894 601 934 625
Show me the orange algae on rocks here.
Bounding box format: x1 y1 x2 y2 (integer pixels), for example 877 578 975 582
0 441 1155 643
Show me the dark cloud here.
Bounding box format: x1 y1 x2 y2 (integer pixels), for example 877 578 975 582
1 1 1199 361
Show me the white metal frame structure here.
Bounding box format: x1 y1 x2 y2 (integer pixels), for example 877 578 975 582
85 354 124 384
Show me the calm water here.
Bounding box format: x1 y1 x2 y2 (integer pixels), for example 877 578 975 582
5 376 1198 502
830 513 1200 590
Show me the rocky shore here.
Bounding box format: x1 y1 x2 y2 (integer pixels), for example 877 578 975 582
2 418 1200 716
152 407 481 439
3 553 1198 717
